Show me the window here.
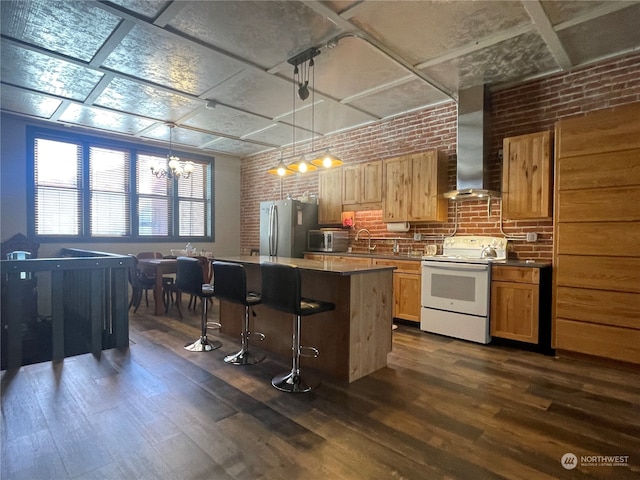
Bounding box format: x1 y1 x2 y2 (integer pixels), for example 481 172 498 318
34 138 82 235
90 146 130 237
137 153 171 236
29 127 213 242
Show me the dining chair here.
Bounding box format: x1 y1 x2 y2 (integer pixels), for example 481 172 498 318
136 252 174 309
127 255 157 313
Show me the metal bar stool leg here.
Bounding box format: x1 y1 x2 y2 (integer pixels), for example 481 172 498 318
184 297 222 352
272 314 313 393
224 306 265 365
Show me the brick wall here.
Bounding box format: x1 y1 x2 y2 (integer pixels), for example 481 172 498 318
241 52 640 261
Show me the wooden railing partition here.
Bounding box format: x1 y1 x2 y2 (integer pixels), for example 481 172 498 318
1 249 133 370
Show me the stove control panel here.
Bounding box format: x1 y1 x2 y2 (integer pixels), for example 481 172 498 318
442 236 508 259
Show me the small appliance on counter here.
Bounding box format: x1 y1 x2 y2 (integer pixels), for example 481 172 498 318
307 229 349 253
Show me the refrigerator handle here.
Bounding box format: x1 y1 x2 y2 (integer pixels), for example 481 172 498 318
268 205 273 256
273 205 278 256
269 204 278 256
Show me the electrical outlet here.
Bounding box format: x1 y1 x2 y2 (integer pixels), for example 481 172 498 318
526 232 538 242
414 233 421 241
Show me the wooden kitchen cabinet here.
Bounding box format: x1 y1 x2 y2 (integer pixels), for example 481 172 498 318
342 160 383 209
490 266 540 344
490 264 552 352
382 156 409 222
318 168 343 225
502 131 552 220
304 254 325 261
553 102 640 365
383 150 448 222
373 258 421 323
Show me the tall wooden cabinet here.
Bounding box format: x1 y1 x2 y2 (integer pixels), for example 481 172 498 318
318 168 343 225
502 131 553 220
553 102 640 364
383 150 448 222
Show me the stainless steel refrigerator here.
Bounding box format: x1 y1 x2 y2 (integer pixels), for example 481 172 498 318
259 200 318 258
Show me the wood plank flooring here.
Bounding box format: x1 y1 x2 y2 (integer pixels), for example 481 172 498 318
2 300 639 479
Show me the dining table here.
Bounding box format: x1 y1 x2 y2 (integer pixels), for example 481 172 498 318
136 258 177 315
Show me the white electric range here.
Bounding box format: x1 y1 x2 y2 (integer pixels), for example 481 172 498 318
420 236 508 344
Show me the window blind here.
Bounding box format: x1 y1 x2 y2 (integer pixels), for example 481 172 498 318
178 161 208 236
137 154 172 236
90 146 130 237
34 138 82 235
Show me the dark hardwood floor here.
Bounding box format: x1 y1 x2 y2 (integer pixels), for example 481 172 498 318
2 300 639 479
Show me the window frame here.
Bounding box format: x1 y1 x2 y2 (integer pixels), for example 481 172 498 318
27 126 214 243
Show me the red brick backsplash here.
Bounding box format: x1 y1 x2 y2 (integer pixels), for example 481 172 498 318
241 52 640 262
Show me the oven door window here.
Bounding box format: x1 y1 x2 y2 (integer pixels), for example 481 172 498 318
421 263 489 317
431 274 476 302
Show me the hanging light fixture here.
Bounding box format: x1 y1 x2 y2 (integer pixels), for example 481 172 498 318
267 154 295 177
311 149 343 168
151 123 194 179
267 47 343 176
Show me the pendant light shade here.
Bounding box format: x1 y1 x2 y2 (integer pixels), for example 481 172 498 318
287 154 317 173
267 157 295 176
311 149 343 168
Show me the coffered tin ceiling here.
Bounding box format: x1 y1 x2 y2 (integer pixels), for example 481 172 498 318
1 0 639 157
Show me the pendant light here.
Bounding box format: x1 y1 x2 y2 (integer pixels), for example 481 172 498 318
266 47 343 176
267 155 295 176
311 149 343 168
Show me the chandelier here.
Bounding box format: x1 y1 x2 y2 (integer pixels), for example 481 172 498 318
267 47 342 176
151 123 194 179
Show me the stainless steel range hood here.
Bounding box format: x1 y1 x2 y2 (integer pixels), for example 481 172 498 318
444 85 499 200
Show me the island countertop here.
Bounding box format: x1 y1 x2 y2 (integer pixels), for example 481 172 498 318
215 255 396 275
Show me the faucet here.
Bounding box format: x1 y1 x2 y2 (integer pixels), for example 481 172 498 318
355 228 376 252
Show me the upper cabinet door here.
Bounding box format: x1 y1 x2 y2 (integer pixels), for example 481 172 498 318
502 131 553 220
383 150 448 223
318 168 343 225
341 164 361 205
342 160 383 206
360 160 383 204
409 151 448 222
383 156 410 221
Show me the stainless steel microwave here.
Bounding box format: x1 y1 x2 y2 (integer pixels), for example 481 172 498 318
307 229 350 253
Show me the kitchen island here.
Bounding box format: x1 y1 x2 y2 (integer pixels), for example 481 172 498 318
215 255 395 383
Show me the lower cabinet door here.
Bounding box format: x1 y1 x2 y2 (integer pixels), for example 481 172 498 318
394 272 421 323
490 281 539 343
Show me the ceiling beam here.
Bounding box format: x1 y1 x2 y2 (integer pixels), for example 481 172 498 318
522 0 572 70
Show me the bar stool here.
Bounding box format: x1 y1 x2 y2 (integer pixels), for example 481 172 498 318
261 262 335 393
176 256 221 352
212 261 265 365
